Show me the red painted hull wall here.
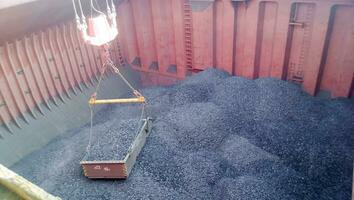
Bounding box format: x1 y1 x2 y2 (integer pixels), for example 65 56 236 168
117 0 354 98
0 21 124 131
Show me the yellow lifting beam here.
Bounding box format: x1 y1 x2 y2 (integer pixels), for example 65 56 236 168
88 96 145 105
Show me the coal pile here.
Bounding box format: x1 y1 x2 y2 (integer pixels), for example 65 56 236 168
11 68 354 200
220 135 280 175
86 118 140 160
141 86 172 118
164 102 231 151
213 176 297 200
169 83 214 106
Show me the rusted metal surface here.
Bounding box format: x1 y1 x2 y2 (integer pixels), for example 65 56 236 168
81 161 128 179
118 0 354 97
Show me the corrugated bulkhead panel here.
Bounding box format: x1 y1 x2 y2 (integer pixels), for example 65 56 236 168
117 0 354 98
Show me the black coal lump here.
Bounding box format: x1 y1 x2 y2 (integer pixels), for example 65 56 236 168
220 135 279 175
148 120 180 150
169 82 214 106
211 76 259 135
86 118 140 161
213 176 297 200
164 102 231 151
180 68 230 86
141 86 172 118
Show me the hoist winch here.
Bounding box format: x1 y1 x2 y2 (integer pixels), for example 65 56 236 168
71 0 152 179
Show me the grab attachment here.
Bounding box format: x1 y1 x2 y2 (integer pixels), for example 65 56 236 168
80 44 150 179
